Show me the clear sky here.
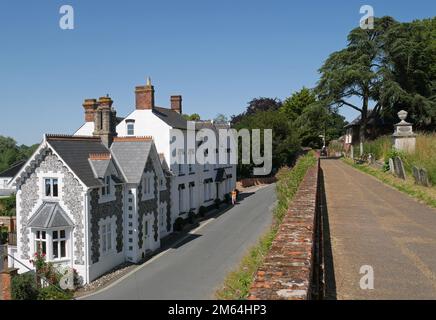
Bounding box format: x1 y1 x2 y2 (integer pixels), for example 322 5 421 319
0 0 434 145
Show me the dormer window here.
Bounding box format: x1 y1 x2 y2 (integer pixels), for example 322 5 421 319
126 119 135 136
102 176 111 196
44 178 58 198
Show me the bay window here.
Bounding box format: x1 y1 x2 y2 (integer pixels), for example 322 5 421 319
35 230 47 255
52 229 67 260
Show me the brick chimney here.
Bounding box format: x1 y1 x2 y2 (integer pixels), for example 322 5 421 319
93 95 118 148
171 95 182 114
83 99 98 122
135 77 155 110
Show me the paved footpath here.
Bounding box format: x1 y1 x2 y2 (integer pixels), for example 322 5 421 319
322 159 436 299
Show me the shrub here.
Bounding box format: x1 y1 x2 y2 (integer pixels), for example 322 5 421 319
0 194 16 216
173 217 185 232
37 286 73 300
187 211 196 224
11 273 38 300
0 226 8 244
198 206 207 217
214 198 221 209
224 193 231 204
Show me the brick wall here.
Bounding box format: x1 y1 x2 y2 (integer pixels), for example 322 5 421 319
248 159 324 300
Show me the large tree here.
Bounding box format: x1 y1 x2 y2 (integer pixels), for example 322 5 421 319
231 97 282 125
280 87 316 121
317 16 397 155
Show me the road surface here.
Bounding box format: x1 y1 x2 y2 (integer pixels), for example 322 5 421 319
83 184 276 300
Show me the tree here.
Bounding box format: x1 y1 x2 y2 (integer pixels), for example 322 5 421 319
231 97 282 125
182 113 201 121
380 17 436 130
213 113 229 124
0 136 39 173
280 87 317 121
317 16 397 155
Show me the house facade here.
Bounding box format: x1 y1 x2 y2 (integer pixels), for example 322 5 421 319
9 80 236 284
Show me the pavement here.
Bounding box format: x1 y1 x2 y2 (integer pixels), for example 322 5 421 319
81 184 276 300
322 159 436 299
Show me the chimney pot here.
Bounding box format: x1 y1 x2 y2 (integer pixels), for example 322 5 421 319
171 95 182 114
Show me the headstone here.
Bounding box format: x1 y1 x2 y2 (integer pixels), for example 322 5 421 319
389 158 395 175
368 154 375 165
412 166 421 184
419 168 431 187
393 157 406 180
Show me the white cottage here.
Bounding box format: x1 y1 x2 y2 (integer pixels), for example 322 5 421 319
10 98 170 283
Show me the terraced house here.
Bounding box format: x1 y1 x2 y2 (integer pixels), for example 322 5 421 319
8 80 236 284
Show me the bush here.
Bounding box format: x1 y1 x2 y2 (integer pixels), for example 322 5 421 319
173 217 185 232
37 286 73 300
187 211 196 224
0 227 7 244
214 198 221 209
224 193 231 204
11 273 39 300
0 194 16 216
198 206 207 217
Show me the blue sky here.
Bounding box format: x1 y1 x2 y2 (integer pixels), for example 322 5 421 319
0 0 434 145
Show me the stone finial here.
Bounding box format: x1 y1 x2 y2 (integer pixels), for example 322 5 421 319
397 110 409 124
146 77 151 86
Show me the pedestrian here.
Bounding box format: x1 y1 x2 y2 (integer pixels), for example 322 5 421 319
231 189 237 205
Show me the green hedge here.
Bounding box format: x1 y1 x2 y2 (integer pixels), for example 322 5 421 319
0 194 16 216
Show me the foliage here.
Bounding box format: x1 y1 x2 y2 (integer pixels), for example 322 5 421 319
11 273 39 300
343 157 436 208
198 206 207 217
379 18 436 130
0 194 16 216
0 135 38 173
362 133 436 184
280 87 317 121
214 198 221 209
188 211 196 224
0 226 8 244
183 113 201 121
30 251 62 286
173 217 185 232
216 152 317 299
37 285 74 300
231 97 282 125
224 193 231 204
234 110 301 178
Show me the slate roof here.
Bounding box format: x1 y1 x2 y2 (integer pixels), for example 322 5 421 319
27 202 74 229
47 135 110 187
153 107 187 129
0 160 26 178
110 139 153 184
89 159 111 179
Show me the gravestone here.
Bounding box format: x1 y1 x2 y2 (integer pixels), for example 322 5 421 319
389 158 395 175
412 166 420 184
393 157 406 180
392 110 416 153
419 168 431 187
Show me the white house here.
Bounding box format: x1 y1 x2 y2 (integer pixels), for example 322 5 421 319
75 78 237 225
10 96 170 284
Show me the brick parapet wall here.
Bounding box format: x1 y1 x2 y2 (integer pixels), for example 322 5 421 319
248 159 323 300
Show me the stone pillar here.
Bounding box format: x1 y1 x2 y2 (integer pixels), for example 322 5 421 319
1 268 18 300
392 110 416 153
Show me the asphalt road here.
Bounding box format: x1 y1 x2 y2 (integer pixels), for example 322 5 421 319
83 184 276 300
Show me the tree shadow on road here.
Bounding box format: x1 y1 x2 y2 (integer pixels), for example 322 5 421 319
319 167 337 300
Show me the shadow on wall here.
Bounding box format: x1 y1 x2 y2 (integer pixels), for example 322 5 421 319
319 168 337 300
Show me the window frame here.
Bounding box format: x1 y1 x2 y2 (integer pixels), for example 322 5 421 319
127 123 135 136
44 178 59 198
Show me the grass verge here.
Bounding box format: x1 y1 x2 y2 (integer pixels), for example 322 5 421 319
215 152 317 300
342 158 436 208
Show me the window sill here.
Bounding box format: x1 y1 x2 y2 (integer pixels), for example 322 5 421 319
142 194 154 201
51 258 70 264
42 197 60 202
189 172 195 175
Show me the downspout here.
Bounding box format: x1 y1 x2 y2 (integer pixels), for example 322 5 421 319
84 191 90 284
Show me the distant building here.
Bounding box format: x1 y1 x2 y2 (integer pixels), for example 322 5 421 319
0 160 26 196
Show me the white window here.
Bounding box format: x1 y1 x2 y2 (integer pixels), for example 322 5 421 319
44 178 58 198
35 230 47 255
101 222 112 254
143 174 154 199
127 123 135 136
102 176 111 196
52 229 67 260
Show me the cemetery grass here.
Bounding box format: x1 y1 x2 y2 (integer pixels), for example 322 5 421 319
215 152 318 300
343 158 436 208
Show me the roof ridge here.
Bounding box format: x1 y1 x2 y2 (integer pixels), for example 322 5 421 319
89 153 112 160
113 136 153 142
46 134 101 141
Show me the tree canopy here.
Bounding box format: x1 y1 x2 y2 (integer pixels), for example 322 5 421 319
0 136 38 173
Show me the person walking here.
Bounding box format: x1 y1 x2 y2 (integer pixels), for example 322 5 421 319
231 189 237 205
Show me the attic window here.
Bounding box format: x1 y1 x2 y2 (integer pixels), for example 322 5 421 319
127 123 135 136
102 176 111 196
